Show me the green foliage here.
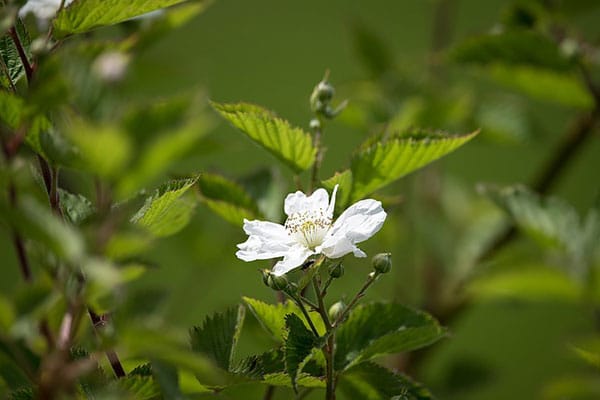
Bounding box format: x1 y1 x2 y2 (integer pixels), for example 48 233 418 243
190 305 246 372
0 19 30 89
346 130 478 203
212 102 316 173
58 189 95 225
335 302 445 370
339 362 434 400
117 375 161 399
197 173 262 226
243 297 325 341
53 0 192 36
131 177 198 237
284 313 318 392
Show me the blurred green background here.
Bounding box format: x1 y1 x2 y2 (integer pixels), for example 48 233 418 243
4 0 600 398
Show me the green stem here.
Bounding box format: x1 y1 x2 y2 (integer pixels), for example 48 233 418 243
332 272 379 329
310 126 323 193
312 276 335 399
289 293 320 337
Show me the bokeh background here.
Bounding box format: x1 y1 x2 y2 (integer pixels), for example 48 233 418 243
3 0 600 399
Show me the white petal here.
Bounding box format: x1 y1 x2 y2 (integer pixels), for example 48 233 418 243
326 184 338 219
236 219 293 261
318 199 386 259
271 245 314 276
284 188 330 216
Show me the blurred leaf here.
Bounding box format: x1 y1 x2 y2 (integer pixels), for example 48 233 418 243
2 197 85 263
117 114 211 197
104 231 153 261
38 129 80 168
481 185 581 251
469 265 582 302
488 64 593 109
53 0 190 36
339 362 434 400
121 325 224 387
284 313 318 392
212 102 316 173
0 18 30 89
151 360 184 400
0 91 25 128
350 130 478 201
351 21 394 78
322 170 353 211
66 121 132 179
190 305 245 372
131 177 198 237
239 168 284 221
450 30 574 71
335 302 445 370
0 296 14 331
6 388 34 400
198 173 262 226
124 1 213 51
58 189 95 225
543 375 600 400
242 297 325 342
475 95 530 144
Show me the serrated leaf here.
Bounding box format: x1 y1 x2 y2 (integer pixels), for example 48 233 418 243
488 64 593 109
242 297 325 342
212 102 316 172
0 19 31 89
190 305 245 372
284 314 318 392
58 189 95 225
450 30 574 71
53 0 190 36
339 362 434 400
350 130 478 201
131 177 198 237
335 302 445 370
263 372 325 388
117 375 161 399
198 173 262 226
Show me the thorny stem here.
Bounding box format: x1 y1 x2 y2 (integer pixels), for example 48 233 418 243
88 310 126 378
312 276 335 400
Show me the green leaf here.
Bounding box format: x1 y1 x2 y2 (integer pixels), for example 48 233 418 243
0 92 25 129
481 185 581 250
350 130 478 201
322 170 353 211
284 314 318 392
335 302 445 370
543 375 600 400
488 64 593 109
151 361 184 400
53 0 190 36
350 21 394 78
469 264 582 303
243 297 325 342
58 189 95 225
117 375 161 399
198 173 262 226
131 177 198 237
339 362 434 400
212 102 316 172
0 19 31 89
66 121 132 179
450 30 574 71
262 372 325 388
190 305 245 372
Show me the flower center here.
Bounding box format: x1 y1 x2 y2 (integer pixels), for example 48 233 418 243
284 209 332 249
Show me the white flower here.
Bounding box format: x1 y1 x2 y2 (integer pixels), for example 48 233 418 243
236 185 387 276
19 0 74 25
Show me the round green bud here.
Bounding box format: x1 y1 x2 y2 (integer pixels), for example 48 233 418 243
261 270 270 287
372 253 392 274
267 273 289 291
329 263 344 278
309 118 321 131
315 81 335 102
328 301 346 321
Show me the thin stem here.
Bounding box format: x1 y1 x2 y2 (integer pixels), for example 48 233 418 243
294 175 303 191
88 309 126 378
320 275 334 298
49 166 63 217
263 385 275 400
312 276 335 399
12 232 32 282
299 295 319 310
332 272 379 329
310 126 323 193
312 277 331 329
289 294 320 337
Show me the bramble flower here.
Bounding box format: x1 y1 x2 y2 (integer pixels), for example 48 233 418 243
236 185 387 276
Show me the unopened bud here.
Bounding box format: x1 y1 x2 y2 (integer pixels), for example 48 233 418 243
328 301 346 321
309 118 321 131
329 263 344 278
267 273 289 291
261 270 270 287
93 51 130 83
372 253 392 274
310 79 335 113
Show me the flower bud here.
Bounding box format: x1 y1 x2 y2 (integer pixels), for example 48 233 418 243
267 273 289 291
372 253 392 274
328 301 346 321
261 270 270 287
329 263 344 279
310 79 335 113
309 118 321 131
